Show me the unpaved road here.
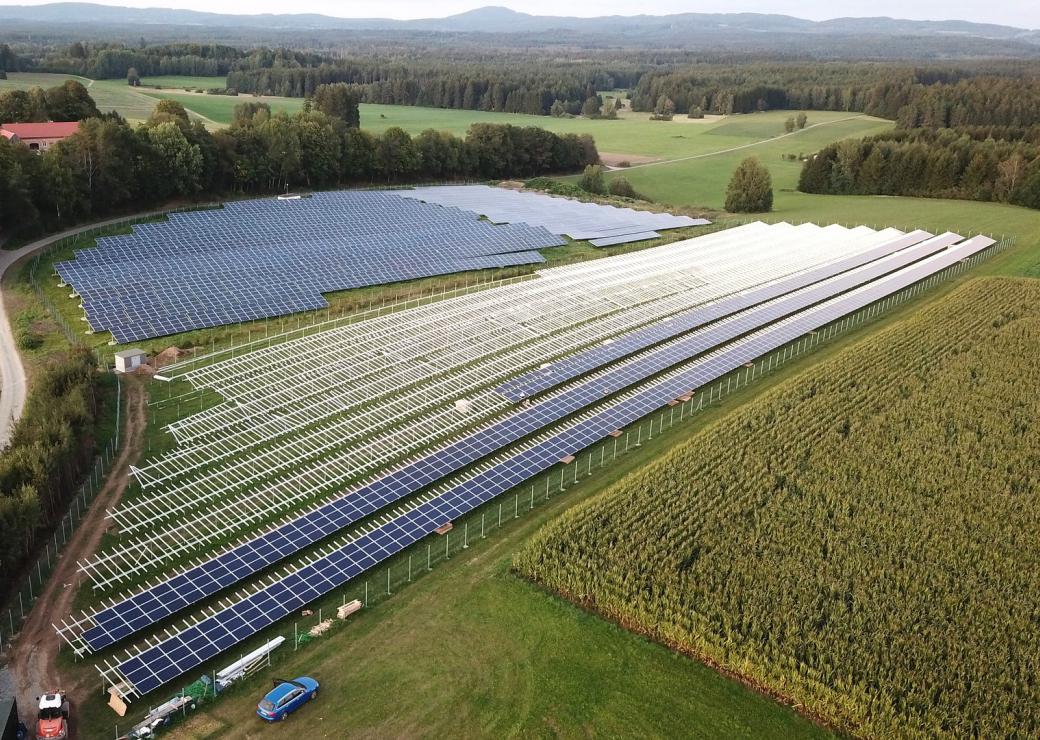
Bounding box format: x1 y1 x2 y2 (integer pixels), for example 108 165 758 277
9 377 147 736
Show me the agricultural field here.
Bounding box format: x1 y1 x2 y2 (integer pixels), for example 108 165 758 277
515 276 1040 738
7 57 1040 740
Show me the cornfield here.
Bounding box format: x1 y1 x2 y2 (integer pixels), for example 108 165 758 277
515 277 1040 738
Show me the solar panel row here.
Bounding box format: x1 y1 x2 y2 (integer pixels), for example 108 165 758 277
494 229 945 401
401 185 709 241
107 234 994 698
77 229 947 654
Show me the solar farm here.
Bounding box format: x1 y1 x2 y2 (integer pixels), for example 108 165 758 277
52 186 703 344
48 215 997 703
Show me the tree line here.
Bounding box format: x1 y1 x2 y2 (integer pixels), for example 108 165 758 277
226 57 639 116
28 41 241 79
0 83 598 239
798 126 1040 209
630 63 1040 127
0 349 103 590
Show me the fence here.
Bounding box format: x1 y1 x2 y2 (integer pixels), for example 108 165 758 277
0 375 122 655
99 231 1013 738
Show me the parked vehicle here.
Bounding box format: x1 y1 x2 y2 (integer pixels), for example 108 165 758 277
34 692 70 739
256 677 318 722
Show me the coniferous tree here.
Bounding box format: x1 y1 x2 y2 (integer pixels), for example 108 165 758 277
725 157 773 213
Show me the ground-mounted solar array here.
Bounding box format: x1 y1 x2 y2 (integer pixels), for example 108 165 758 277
401 184 710 244
54 191 565 344
52 221 996 700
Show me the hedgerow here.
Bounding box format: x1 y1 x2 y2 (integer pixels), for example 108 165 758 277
516 277 1040 738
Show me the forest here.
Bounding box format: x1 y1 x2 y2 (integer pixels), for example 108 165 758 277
0 82 598 238
630 64 1040 125
515 277 1040 738
798 126 1040 208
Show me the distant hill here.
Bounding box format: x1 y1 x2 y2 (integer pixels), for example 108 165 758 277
0 3 1036 41
1 3 1037 59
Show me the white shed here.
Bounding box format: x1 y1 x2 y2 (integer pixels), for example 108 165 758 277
114 348 147 373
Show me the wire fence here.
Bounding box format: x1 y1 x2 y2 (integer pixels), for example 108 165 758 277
0 375 122 656
97 231 1013 738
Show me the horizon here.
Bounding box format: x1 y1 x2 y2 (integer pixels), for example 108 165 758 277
0 0 1037 29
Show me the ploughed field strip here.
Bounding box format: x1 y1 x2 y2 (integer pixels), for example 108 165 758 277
402 184 709 246
52 186 705 344
52 223 996 701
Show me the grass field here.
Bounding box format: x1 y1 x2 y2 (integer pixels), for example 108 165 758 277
136 75 228 89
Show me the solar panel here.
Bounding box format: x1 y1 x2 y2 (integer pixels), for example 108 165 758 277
103 234 995 698
72 228 958 655
55 191 565 343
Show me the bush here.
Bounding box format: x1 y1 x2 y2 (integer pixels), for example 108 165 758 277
14 310 43 350
16 329 42 351
725 157 773 213
608 177 641 199
578 164 607 194
523 177 587 198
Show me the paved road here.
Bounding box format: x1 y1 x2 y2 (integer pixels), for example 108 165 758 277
0 213 161 448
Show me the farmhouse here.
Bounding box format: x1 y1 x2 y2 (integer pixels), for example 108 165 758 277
0 121 80 151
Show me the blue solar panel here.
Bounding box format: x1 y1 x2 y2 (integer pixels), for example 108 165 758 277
80 230 962 654
588 232 661 247
55 191 565 344
112 234 995 697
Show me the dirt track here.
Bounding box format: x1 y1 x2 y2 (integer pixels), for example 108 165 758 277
10 376 147 736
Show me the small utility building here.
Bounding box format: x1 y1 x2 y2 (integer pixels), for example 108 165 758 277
114 348 147 373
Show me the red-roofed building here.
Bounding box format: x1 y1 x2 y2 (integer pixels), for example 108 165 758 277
0 121 80 152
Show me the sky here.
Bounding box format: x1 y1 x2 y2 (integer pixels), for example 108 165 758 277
1 0 1037 28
